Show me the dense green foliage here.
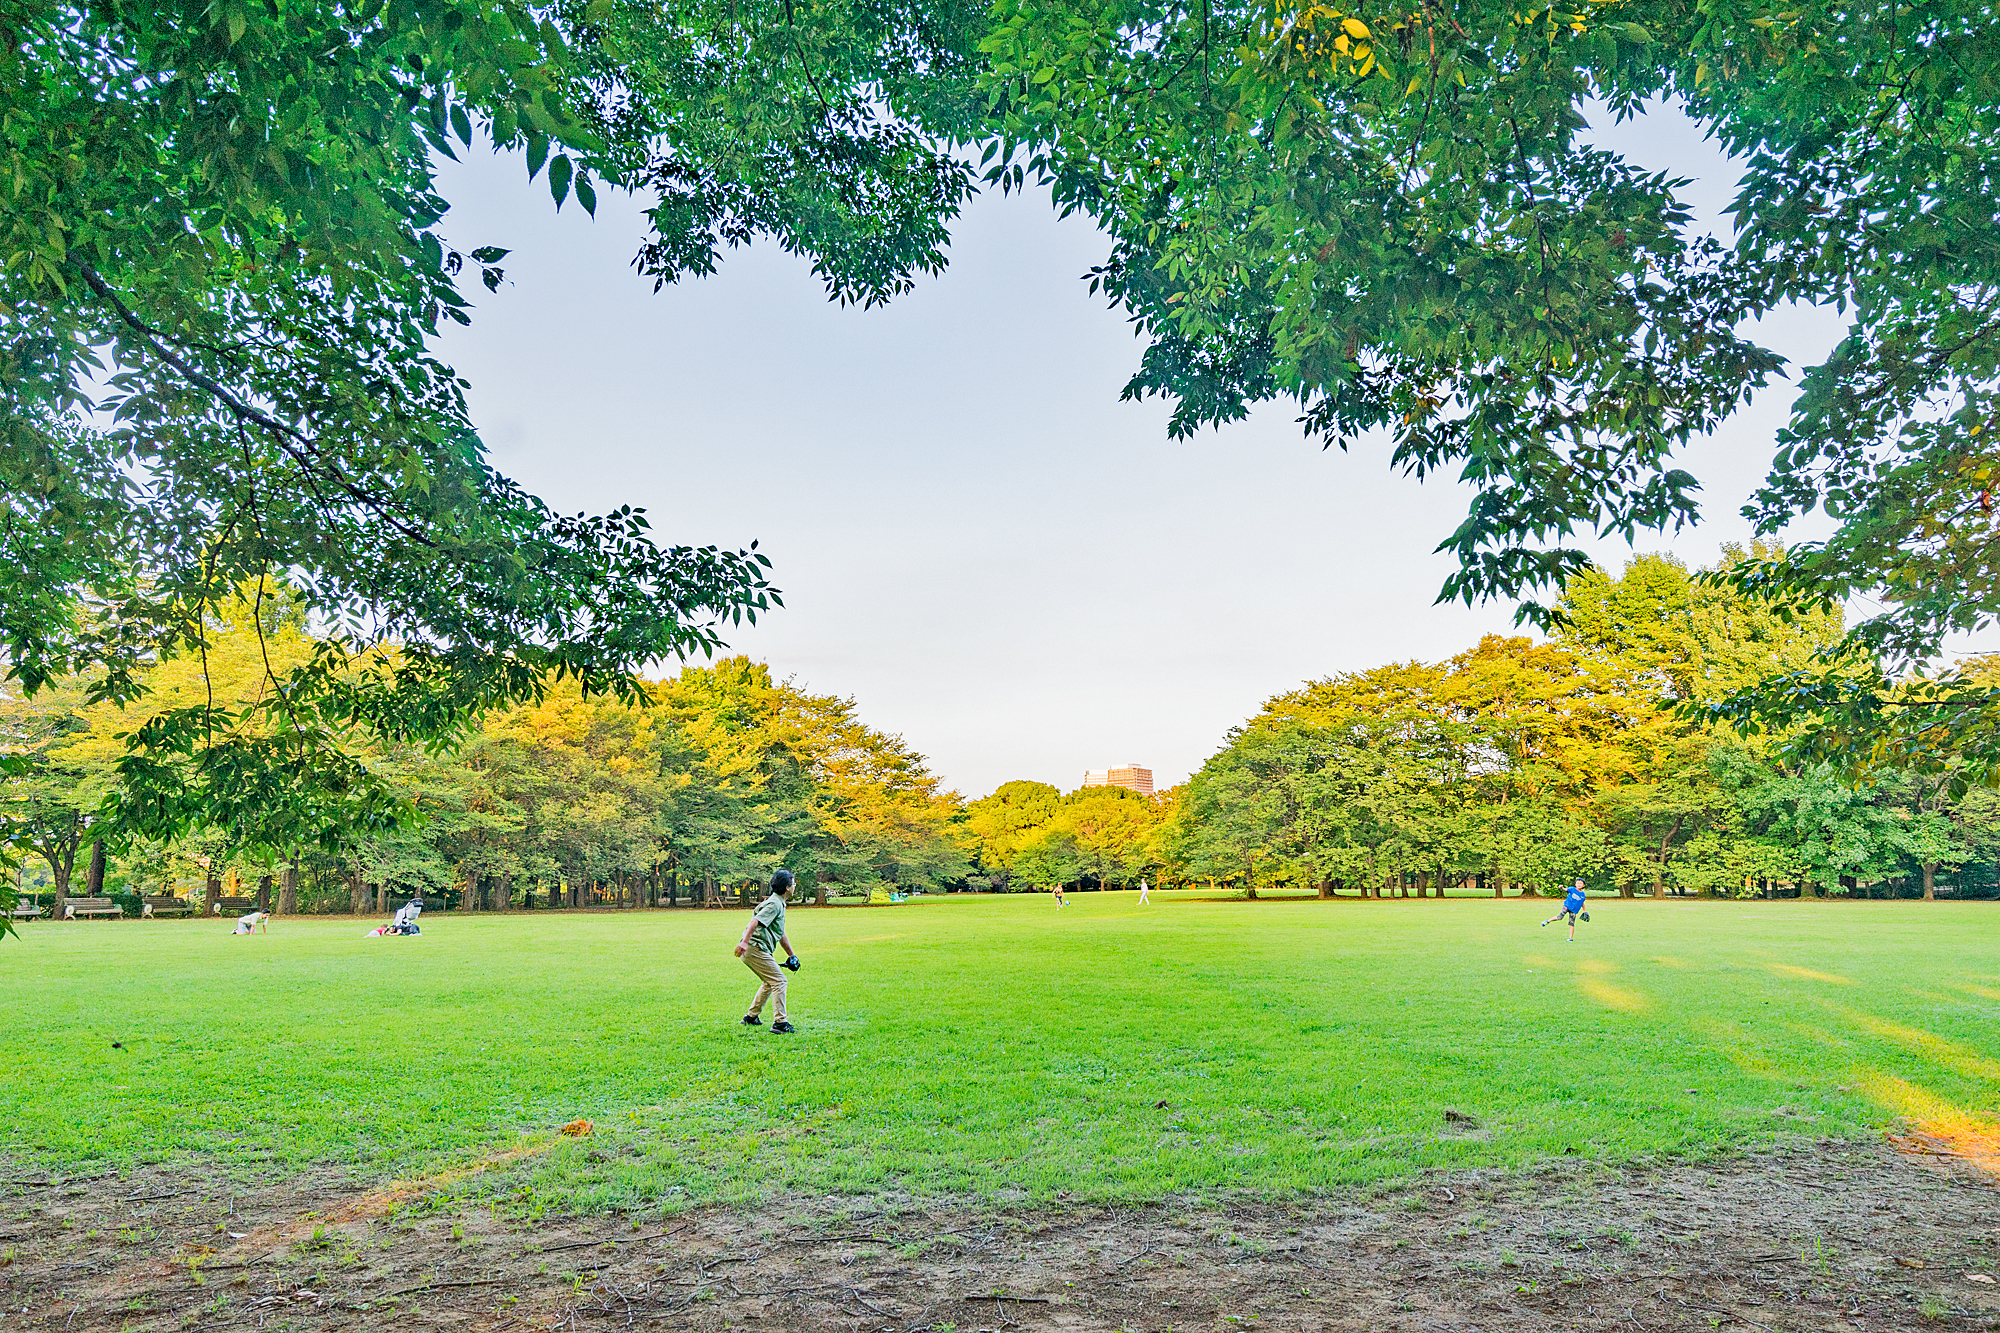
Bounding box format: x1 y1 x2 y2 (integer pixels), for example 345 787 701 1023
6 898 1994 1206
0 597 964 912
0 0 983 853
8 0 2000 850
13 550 1993 914
9 0 2000 911
1179 550 2000 899
962 779 1168 890
977 0 2000 633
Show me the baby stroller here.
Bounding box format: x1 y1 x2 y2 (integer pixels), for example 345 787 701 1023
387 899 424 935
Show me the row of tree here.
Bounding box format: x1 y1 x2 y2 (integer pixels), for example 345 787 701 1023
8 550 1994 913
2 591 966 916
1166 548 2000 900
955 549 2000 902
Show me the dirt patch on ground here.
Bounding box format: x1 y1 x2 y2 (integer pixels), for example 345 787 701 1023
4 1138 1997 1331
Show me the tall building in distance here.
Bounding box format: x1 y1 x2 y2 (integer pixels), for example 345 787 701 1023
1082 764 1154 796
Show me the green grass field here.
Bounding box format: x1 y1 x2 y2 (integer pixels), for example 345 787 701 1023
7 894 1997 1213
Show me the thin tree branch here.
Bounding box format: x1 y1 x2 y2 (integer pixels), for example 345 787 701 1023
74 262 440 551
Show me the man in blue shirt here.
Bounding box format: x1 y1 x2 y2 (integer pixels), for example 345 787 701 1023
1540 879 1591 942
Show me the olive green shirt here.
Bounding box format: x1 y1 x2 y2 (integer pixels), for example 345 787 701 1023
749 894 786 954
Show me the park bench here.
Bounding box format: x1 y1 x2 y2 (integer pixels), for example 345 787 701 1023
141 896 196 918
214 895 259 914
63 897 124 920
8 895 45 922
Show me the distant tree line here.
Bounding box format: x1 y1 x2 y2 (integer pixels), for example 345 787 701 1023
966 546 2000 901
1165 548 2000 901
1 590 965 918
9 551 1997 918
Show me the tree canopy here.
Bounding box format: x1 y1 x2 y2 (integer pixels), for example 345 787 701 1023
1 615 970 913
976 0 2000 751
9 0 1999 865
0 0 983 852
1173 550 1998 900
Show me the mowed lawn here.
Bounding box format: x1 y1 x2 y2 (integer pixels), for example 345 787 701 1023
7 894 1997 1210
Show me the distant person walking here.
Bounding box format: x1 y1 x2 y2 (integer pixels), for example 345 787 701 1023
1540 879 1591 942
736 869 799 1033
1136 878 1151 905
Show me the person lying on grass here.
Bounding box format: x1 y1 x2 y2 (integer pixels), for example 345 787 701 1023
736 869 800 1034
1540 879 1591 942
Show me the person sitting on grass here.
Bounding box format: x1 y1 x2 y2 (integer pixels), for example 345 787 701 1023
231 909 270 935
1540 879 1591 942
364 898 426 937
735 869 799 1034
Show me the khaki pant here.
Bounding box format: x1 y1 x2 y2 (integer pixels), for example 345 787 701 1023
742 948 788 1021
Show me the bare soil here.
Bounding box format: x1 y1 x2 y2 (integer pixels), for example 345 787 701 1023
4 1138 1997 1331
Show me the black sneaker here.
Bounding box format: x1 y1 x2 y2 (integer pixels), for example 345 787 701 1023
770 1021 796 1034
741 1014 762 1026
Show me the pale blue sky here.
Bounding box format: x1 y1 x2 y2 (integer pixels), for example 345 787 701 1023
433 102 1846 798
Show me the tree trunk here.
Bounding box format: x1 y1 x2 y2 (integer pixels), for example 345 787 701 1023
348 868 368 914
1493 872 1505 899
256 873 273 911
46 831 79 906
45 839 75 920
85 840 105 898
206 869 224 916
815 875 829 907
705 872 719 908
1651 872 1665 899
496 871 512 912
279 861 299 915
1923 862 1937 901
1618 880 1635 899
1317 879 1334 899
